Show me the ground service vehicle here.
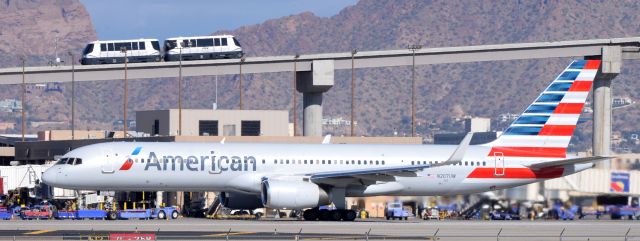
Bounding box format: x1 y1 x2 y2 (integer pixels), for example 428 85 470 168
385 202 410 220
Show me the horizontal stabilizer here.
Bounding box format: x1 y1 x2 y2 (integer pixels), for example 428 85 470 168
527 156 612 169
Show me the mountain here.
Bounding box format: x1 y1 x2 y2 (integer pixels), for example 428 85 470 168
1 0 639 152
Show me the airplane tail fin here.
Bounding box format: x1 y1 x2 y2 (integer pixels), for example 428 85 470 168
484 60 601 159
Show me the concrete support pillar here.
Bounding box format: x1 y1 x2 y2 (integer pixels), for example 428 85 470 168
296 60 334 136
592 46 621 169
303 93 323 136
156 191 163 208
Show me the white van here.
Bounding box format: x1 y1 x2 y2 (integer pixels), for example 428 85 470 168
163 35 243 61
80 39 162 65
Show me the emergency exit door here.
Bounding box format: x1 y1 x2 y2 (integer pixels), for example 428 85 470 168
494 152 505 176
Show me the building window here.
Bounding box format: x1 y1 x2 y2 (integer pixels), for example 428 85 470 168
241 121 261 136
199 120 218 136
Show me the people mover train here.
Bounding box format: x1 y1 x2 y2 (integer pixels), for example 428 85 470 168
80 35 243 65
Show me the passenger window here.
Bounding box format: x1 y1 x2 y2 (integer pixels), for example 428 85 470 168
214 38 221 46
198 38 213 47
328 160 331 164
222 38 228 46
108 43 114 51
151 41 159 50
304 160 307 164
322 160 325 164
100 44 106 51
382 161 385 165
310 160 314 164
131 42 139 50
139 42 145 50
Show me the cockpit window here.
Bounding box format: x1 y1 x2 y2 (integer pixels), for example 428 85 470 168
55 158 67 165
56 157 82 165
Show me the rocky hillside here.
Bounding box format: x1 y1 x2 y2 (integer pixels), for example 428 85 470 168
0 0 639 152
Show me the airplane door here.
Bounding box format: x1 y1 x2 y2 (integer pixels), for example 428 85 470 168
494 152 505 176
100 148 115 174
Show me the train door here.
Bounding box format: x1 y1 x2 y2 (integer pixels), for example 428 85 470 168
494 152 505 176
213 37 222 55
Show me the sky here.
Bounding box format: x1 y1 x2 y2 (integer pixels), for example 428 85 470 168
81 0 357 41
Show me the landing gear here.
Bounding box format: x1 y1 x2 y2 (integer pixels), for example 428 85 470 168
303 208 357 221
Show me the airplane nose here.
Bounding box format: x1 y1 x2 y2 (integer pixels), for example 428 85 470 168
41 169 57 185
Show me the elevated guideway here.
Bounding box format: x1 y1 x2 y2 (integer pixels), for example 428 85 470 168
0 37 639 163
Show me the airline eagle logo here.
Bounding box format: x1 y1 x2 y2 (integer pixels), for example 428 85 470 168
119 147 142 171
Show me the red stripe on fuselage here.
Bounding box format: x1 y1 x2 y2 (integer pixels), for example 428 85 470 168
467 167 564 179
553 103 584 114
538 125 576 136
489 147 566 158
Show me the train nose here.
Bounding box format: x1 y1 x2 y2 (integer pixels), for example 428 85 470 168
41 168 57 185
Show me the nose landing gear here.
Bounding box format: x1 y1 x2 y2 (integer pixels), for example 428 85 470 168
303 208 357 221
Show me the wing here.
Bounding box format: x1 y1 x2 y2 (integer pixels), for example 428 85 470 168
307 132 475 184
527 156 612 169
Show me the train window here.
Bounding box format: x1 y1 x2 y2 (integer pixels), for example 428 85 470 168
328 160 331 164
222 38 228 46
139 42 146 50
233 38 241 47
108 43 114 51
382 160 385 165
100 44 106 51
131 42 139 50
198 38 213 47
74 159 82 165
189 39 196 47
310 160 314 164
411 161 415 165
151 41 159 50
114 42 129 51
82 44 94 55
165 40 177 51
214 38 221 46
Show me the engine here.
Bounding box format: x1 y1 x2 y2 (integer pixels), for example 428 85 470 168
219 192 263 210
261 180 330 209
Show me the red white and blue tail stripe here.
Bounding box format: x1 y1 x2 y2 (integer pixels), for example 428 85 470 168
484 60 601 159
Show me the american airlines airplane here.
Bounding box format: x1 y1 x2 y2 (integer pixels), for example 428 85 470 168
42 60 609 221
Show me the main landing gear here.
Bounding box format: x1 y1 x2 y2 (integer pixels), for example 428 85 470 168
303 208 357 221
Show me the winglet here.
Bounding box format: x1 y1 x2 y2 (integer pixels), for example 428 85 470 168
442 132 474 165
220 137 226 144
322 135 332 144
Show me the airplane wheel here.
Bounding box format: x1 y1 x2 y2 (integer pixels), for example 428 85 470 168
303 209 319 221
171 210 179 219
107 211 118 220
329 210 342 221
318 210 330 221
157 210 166 219
342 210 357 221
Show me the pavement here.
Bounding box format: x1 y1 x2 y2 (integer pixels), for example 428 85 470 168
1 218 640 240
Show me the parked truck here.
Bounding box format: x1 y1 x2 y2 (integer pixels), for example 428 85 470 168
385 201 410 220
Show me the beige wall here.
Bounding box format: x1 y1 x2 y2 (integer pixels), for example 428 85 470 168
0 147 14 157
136 109 289 136
37 130 126 140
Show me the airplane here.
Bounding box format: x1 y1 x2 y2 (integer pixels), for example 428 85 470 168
42 59 610 222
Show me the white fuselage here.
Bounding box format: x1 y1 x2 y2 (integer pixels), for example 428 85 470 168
42 142 590 196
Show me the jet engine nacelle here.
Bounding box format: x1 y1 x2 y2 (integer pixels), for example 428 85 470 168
220 192 264 210
261 180 330 209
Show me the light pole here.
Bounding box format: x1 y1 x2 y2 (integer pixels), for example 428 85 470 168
350 49 357 137
120 47 128 137
293 54 300 136
20 56 25 141
239 57 245 110
68 51 75 140
408 44 423 137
